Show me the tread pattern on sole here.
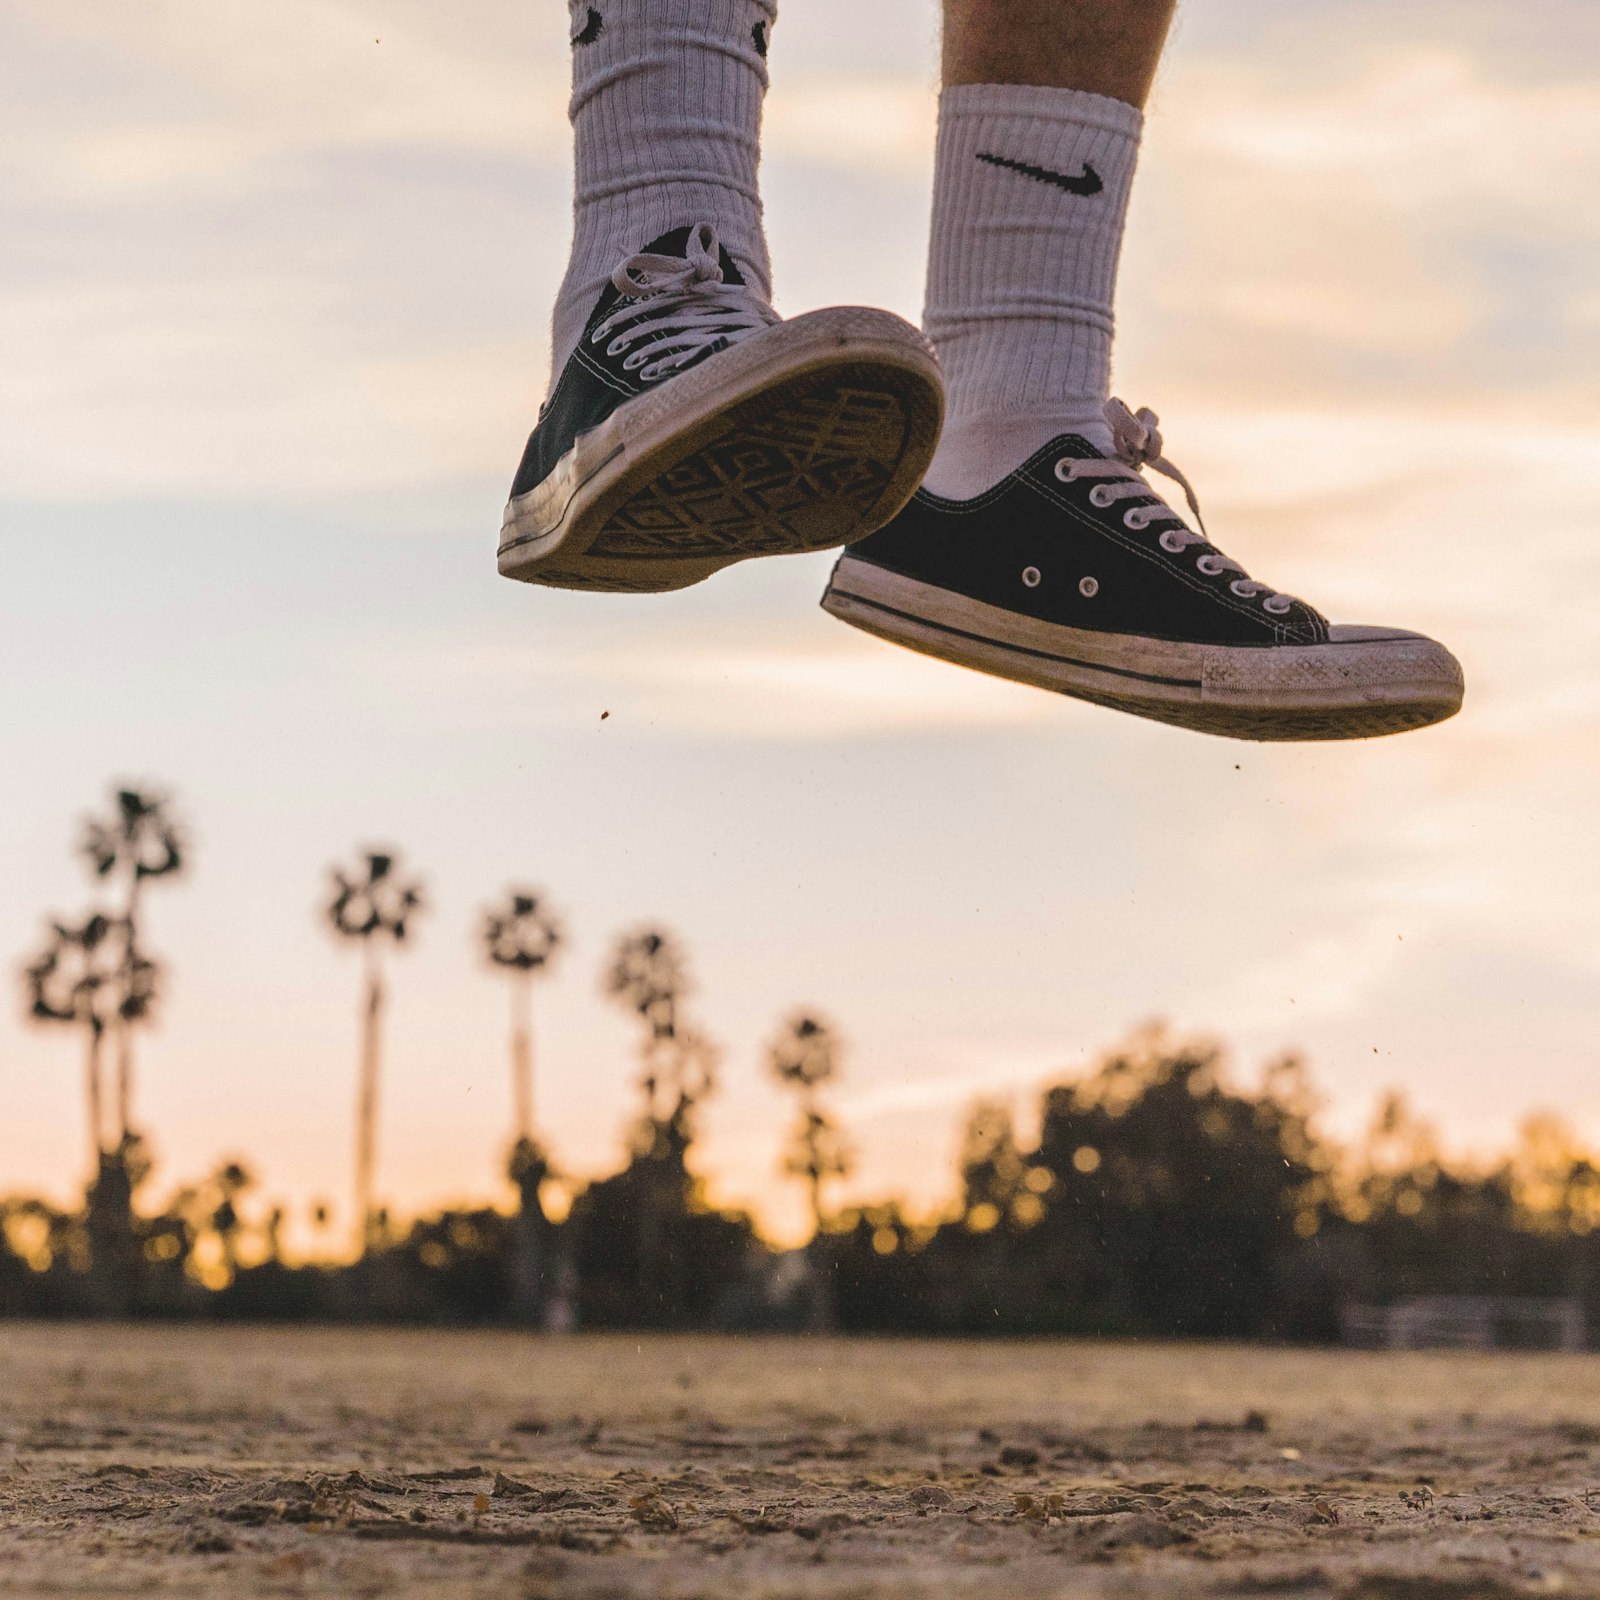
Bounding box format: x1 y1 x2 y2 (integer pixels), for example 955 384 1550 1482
588 377 911 561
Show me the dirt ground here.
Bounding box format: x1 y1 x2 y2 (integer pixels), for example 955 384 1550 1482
4 1327 1600 1598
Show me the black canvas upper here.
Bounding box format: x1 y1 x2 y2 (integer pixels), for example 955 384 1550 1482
509 226 746 503
844 436 1329 648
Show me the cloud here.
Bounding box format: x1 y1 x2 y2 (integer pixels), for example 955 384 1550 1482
5 9 1597 498
766 81 936 177
1 0 564 184
3 0 1599 1228
403 628 1057 741
1122 48 1600 408
1183 51 1600 223
835 1045 1073 1125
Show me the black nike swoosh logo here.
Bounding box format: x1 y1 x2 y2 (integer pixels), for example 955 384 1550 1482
976 152 1103 197
573 7 603 45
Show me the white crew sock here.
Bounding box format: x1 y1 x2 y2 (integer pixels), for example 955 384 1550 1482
922 84 1144 499
549 0 777 393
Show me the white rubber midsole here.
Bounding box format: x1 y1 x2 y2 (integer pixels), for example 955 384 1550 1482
825 557 1464 712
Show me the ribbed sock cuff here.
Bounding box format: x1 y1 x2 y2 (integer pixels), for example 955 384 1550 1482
924 83 1143 429
550 0 777 387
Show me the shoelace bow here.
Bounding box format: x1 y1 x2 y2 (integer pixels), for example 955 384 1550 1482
589 223 778 383
1056 398 1298 615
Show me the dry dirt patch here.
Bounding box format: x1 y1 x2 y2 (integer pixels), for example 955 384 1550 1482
2 1325 1600 1597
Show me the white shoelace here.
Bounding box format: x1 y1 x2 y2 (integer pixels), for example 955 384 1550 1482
588 223 779 384
1053 399 1298 616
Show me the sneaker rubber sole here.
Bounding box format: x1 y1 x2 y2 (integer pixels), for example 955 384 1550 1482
499 309 944 594
822 555 1465 742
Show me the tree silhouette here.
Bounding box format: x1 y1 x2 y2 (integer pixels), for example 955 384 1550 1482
1021 1033 1321 1337
482 888 564 1327
204 1160 255 1283
23 913 157 1319
481 890 563 1150
23 914 158 1167
1511 1114 1600 1237
601 927 720 1326
606 929 683 1045
80 787 185 1141
769 1010 851 1331
604 928 716 1151
958 1101 1030 1231
325 849 425 1251
769 1011 851 1236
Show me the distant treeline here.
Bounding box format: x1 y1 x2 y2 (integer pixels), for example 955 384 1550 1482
10 784 1599 1336
6 1029 1599 1339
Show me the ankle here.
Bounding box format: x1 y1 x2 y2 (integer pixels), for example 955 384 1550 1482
921 82 1142 494
925 407 1113 499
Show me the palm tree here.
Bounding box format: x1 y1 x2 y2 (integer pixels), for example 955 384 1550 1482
603 927 718 1326
481 890 563 1149
24 914 158 1169
770 1011 851 1332
483 889 564 1327
80 786 185 1140
770 1012 851 1231
604 928 715 1143
325 849 425 1250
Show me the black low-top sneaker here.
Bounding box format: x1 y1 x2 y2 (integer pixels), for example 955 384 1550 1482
500 224 944 594
821 400 1464 741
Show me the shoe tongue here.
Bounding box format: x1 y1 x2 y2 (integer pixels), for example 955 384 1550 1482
638 225 746 286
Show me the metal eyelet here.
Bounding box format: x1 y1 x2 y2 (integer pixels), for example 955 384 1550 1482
1230 579 1258 598
1079 576 1100 599
607 338 631 357
1053 459 1079 484
1263 596 1293 615
1124 509 1150 531
1022 567 1042 589
1196 554 1225 577
622 352 648 371
1160 531 1184 554
1088 485 1116 509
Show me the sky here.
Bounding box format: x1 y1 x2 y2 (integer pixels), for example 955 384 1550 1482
2 0 1597 1247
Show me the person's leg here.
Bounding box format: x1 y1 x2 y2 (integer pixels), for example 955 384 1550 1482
549 0 775 387
943 0 1176 104
820 0 1464 742
924 0 1174 496
500 2 944 597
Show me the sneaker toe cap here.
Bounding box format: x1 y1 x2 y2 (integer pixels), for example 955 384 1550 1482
1328 623 1435 645
1327 623 1463 677
1323 623 1465 702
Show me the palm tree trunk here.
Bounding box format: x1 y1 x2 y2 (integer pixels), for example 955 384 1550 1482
85 1020 106 1169
114 1035 131 1147
806 1161 836 1333
355 942 384 1253
116 879 144 1145
511 974 534 1143
509 1146 548 1329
